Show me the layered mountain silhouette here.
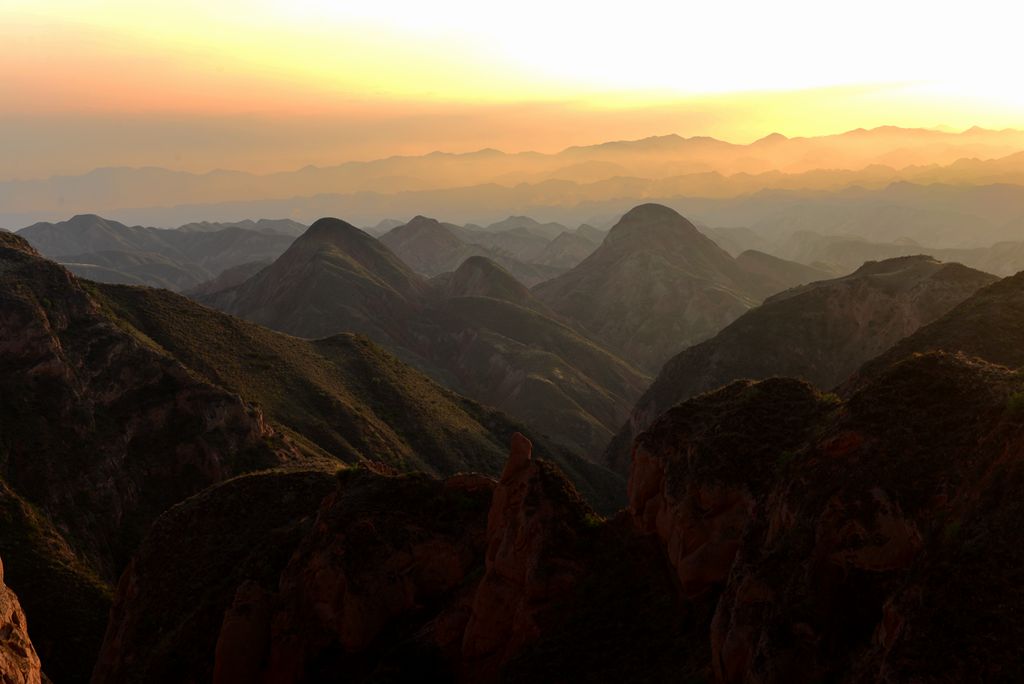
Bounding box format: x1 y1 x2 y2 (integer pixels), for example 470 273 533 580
17 214 297 291
0 231 619 681
774 229 1024 277
9 127 1024 227
380 215 589 285
539 228 604 269
604 255 997 472
9 190 1024 682
176 218 307 236
201 218 649 457
379 215 567 286
532 204 824 371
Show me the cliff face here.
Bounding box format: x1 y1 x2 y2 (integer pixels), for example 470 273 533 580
95 437 627 683
0 232 296 576
460 434 594 681
0 558 42 684
95 348 1024 683
0 231 299 681
261 468 496 683
630 351 1024 682
92 469 339 684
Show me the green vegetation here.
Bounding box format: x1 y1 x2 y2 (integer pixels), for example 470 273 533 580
89 283 625 512
1007 391 1024 414
0 479 112 683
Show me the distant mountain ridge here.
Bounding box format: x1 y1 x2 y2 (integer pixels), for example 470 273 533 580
380 215 589 286
7 126 1024 229
200 217 650 457
17 214 296 291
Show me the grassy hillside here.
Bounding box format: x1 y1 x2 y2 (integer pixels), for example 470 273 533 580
91 283 625 511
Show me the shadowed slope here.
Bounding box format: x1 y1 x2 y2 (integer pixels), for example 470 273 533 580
605 256 996 472
533 204 774 370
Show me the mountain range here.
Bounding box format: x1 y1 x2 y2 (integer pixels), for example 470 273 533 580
533 204 824 371
604 255 998 471
7 127 1024 227
197 216 650 457
377 215 576 286
0 228 623 681
198 206 831 451
16 214 300 291
6 195 1024 680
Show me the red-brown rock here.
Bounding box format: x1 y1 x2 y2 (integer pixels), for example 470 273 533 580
0 557 42 684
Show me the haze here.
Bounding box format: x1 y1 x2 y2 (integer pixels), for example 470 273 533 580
4 0 1024 178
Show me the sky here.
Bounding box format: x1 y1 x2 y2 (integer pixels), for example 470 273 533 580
3 0 1023 178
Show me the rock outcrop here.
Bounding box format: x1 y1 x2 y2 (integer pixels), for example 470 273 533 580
629 351 1024 682
0 231 297 576
461 434 594 681
0 558 42 684
95 436 637 683
0 231 299 680
92 469 339 684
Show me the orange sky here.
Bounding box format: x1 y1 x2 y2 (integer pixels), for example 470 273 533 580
3 0 1024 178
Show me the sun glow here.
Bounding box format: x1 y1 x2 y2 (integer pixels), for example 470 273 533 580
2 0 1023 176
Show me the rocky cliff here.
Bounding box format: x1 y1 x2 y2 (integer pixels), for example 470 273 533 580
0 558 42 684
92 345 1024 682
630 351 1024 681
0 231 300 680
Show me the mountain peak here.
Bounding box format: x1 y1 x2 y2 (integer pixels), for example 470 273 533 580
436 255 535 308
300 217 374 246
754 132 788 144
849 254 941 277
604 203 702 246
406 215 439 226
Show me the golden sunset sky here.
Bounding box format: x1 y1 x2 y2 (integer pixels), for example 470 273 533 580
3 0 1023 178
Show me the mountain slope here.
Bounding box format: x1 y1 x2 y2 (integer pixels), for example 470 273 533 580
59 249 208 290
379 215 487 276
533 230 600 269
200 219 649 457
0 231 300 680
426 295 649 459
202 217 429 343
733 248 833 291
381 216 567 286
177 218 307 236
852 268 1024 387
605 256 997 472
429 256 549 313
94 348 1024 682
532 203 766 370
